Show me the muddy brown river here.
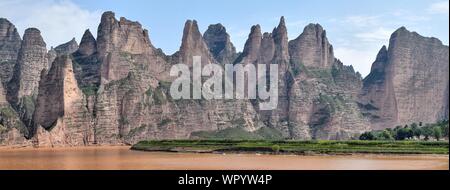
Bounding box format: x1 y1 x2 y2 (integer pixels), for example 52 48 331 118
0 146 448 170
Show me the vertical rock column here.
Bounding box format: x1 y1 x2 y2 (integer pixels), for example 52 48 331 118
7 28 48 133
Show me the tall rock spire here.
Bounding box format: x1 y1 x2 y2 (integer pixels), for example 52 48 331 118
97 11 156 82
6 27 48 132
203 23 237 65
33 55 93 146
179 20 215 66
273 16 289 61
0 18 22 85
8 28 48 102
236 24 262 64
77 29 97 56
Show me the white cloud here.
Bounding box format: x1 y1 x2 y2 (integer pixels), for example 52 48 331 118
0 0 102 48
428 1 449 15
334 47 380 77
343 15 382 28
355 28 393 43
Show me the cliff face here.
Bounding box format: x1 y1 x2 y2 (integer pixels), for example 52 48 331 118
5 28 48 135
72 29 101 91
203 24 237 65
93 14 259 145
54 38 79 56
0 19 29 146
0 12 448 147
0 18 21 86
289 24 334 69
33 55 93 146
359 27 449 129
178 20 216 66
287 24 369 140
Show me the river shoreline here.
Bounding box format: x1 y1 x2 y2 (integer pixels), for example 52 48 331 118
0 146 448 170
131 140 450 155
1 144 448 158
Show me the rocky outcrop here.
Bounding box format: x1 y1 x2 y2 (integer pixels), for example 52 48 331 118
93 12 171 144
332 59 363 98
178 20 216 66
97 11 160 83
46 38 79 68
77 30 97 56
6 28 48 134
33 55 93 146
0 18 21 86
203 24 237 65
94 17 260 145
8 28 48 101
359 27 449 129
232 17 293 137
72 30 101 93
287 23 369 140
289 24 334 69
54 38 78 56
0 13 448 146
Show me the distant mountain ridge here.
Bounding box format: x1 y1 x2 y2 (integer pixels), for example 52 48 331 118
0 12 448 147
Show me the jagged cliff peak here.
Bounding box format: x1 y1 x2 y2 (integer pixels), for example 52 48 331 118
234 24 263 64
203 23 237 64
360 28 449 129
22 28 46 47
273 16 287 35
0 18 21 41
288 23 334 69
182 20 203 45
391 26 445 46
54 38 78 56
97 11 154 56
376 45 388 60
272 16 289 61
179 19 215 65
243 24 262 52
250 24 262 36
0 18 22 85
77 29 97 56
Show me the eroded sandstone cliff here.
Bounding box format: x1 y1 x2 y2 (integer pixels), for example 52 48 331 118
359 27 449 129
0 12 448 146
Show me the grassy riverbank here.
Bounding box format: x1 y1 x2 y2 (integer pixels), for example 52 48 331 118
131 140 449 155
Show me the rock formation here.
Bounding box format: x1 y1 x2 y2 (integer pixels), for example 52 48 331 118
77 29 97 56
33 55 93 146
287 23 369 140
54 38 78 56
359 27 449 129
289 24 334 69
178 20 216 66
0 12 448 147
203 24 237 65
0 18 22 87
6 28 48 134
0 18 21 86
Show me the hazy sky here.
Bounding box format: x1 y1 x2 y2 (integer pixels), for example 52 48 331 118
1 0 448 77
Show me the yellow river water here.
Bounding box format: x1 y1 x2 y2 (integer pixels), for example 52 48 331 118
0 146 448 170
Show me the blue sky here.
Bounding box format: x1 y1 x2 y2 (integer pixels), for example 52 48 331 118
0 0 448 76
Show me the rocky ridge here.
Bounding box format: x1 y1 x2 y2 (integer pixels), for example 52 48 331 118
0 12 448 146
